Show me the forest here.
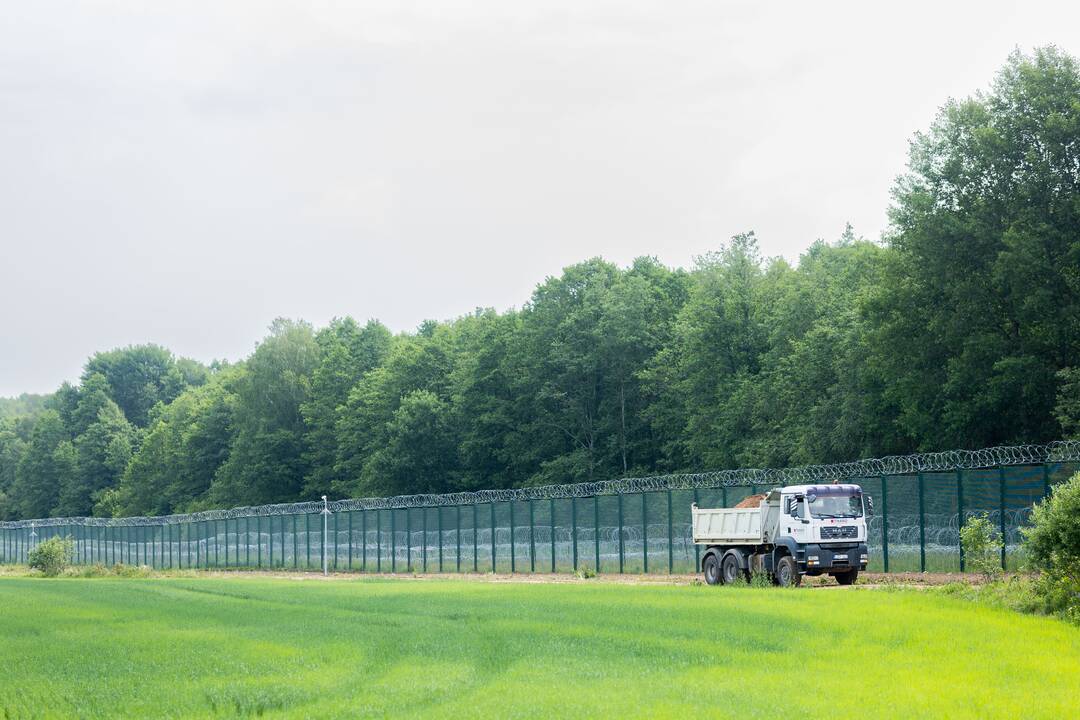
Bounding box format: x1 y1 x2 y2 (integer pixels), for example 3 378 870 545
1 47 1079 521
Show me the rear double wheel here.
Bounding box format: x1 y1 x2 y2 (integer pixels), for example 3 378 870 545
703 553 722 585
721 553 744 585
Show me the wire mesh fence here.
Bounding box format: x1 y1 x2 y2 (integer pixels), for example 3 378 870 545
2 441 1077 574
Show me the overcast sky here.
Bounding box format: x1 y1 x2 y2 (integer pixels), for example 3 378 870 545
2 1 1078 397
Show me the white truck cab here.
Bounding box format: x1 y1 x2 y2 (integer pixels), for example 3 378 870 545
692 484 872 586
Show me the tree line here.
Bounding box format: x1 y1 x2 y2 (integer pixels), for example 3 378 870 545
2 47 1079 520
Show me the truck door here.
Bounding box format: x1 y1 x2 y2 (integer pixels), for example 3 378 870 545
782 494 811 543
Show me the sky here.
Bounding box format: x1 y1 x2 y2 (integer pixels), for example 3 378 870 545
2 0 1078 397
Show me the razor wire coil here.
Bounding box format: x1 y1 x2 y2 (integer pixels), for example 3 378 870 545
2 440 1077 529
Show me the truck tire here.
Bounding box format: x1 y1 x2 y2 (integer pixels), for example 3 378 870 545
721 553 743 585
774 555 801 587
703 553 721 585
835 569 858 586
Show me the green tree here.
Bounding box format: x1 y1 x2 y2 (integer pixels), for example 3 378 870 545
334 326 456 496
360 390 460 496
871 47 1080 450
644 233 770 470
113 368 239 516
10 411 70 519
211 320 318 505
301 318 392 497
1055 368 1080 439
83 345 208 428
0 420 28 519
55 400 135 517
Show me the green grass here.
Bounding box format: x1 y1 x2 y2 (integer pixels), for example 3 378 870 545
0 576 1078 719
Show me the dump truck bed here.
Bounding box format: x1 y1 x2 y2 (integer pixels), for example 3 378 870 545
691 505 765 545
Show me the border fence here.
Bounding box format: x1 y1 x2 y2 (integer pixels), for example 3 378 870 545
2 441 1078 575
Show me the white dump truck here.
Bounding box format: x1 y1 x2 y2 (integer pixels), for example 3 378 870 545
692 484 873 586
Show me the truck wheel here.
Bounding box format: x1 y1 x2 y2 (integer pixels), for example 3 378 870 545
721 553 743 585
774 556 801 587
835 569 859 586
703 554 721 585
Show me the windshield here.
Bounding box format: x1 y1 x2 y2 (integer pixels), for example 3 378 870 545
808 494 863 519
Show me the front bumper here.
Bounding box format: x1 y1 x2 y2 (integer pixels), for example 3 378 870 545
800 543 868 572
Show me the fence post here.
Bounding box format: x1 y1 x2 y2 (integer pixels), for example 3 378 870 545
667 490 674 574
361 510 367 572
457 505 462 573
998 466 1007 571
490 502 497 573
293 515 298 570
693 488 700 572
642 492 648 574
957 469 965 572
438 506 443 573
917 473 925 572
880 476 889 573
617 492 624 574
529 499 536 573
1043 463 1051 499
473 503 479 572
322 497 330 576
593 496 600 572
347 512 353 571
376 509 381 572
333 511 339 571
549 498 555 573
407 507 413 572
571 496 578 572
509 500 515 573
390 509 396 573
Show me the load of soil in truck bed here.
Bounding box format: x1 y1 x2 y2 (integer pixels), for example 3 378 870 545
733 493 767 508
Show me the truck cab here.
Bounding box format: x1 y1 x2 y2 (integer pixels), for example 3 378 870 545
692 483 872 586
777 484 870 583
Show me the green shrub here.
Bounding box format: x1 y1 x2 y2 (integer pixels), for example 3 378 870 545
67 563 112 578
960 513 1004 580
749 569 772 588
1021 472 1080 622
574 566 597 579
1023 472 1080 573
112 563 154 578
28 536 74 577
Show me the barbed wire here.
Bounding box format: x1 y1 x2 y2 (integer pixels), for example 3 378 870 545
3 440 1077 530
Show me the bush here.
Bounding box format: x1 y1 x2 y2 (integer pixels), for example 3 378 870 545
28 536 74 577
749 569 773 588
960 513 1004 580
1023 472 1080 573
1021 472 1080 622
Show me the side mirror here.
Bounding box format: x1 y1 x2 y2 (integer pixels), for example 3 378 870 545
865 495 875 517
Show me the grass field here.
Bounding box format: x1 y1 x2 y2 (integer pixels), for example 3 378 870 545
0 575 1078 719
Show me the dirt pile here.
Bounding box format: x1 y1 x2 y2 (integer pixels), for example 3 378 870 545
734 493 767 508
